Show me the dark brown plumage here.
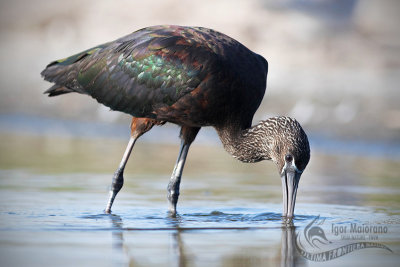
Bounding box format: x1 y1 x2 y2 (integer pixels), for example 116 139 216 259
41 25 310 219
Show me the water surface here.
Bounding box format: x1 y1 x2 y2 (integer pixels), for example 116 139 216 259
0 134 399 266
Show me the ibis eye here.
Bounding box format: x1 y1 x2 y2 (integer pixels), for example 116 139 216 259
285 154 293 162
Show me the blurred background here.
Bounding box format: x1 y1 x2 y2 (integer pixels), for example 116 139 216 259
0 0 399 142
0 0 399 169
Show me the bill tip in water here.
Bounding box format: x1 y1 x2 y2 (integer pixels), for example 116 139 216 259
282 216 294 225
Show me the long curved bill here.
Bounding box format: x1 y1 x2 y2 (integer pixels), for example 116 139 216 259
281 169 302 220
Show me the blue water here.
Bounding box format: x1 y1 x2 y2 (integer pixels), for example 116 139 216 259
0 115 399 266
0 170 399 267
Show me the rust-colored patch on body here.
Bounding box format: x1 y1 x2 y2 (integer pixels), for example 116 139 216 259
130 118 164 138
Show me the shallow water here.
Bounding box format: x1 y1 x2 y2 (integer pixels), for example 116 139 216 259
0 135 399 266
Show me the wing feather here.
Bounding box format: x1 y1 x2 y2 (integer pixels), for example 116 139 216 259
42 26 215 118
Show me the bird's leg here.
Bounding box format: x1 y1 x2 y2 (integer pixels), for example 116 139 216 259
167 141 189 215
105 118 156 214
105 136 136 214
168 126 200 216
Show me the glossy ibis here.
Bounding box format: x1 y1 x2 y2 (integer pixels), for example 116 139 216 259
41 25 310 219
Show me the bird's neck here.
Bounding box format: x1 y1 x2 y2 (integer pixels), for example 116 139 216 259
216 122 272 163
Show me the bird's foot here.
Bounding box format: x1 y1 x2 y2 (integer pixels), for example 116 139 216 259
168 208 178 218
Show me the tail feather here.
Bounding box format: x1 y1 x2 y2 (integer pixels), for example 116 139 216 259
44 84 74 97
41 60 87 96
41 44 109 97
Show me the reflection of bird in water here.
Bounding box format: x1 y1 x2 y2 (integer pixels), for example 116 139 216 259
281 223 306 267
304 215 331 248
41 25 310 219
167 218 187 267
108 214 131 266
109 214 188 266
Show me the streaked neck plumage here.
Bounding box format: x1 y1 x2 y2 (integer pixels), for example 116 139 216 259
216 119 275 163
216 116 310 170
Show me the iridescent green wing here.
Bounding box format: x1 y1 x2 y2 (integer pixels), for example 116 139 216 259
74 26 209 117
